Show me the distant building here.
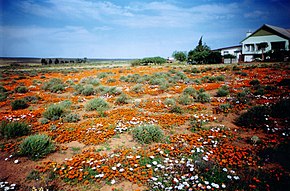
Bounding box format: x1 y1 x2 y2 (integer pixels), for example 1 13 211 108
213 45 242 64
240 24 290 62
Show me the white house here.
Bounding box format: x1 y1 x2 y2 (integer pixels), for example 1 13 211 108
214 45 242 63
241 24 290 62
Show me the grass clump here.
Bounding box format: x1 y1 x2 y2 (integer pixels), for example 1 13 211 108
85 98 109 112
132 124 164 144
42 78 66 93
19 134 55 160
15 85 29 93
11 99 29 110
43 104 65 121
0 121 31 138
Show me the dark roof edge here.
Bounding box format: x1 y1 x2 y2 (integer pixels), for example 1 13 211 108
240 24 290 43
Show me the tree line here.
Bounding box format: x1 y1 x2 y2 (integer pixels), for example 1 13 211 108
40 58 87 65
172 37 223 64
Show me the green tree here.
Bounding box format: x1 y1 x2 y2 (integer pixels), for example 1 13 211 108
172 51 187 62
257 42 268 61
188 36 211 64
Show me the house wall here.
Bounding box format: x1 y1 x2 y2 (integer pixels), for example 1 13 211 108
242 35 289 55
221 47 241 63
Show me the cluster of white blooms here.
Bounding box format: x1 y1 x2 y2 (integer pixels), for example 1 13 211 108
4 113 35 122
0 182 17 191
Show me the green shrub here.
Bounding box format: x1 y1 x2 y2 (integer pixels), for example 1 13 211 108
235 105 269 128
169 105 183 114
130 84 144 93
43 104 65 120
216 75 225 81
115 93 130 105
183 87 197 98
0 85 7 93
63 113 80 123
97 72 113 79
249 79 260 86
163 98 176 106
132 124 164 144
0 93 8 102
82 84 95 96
80 77 100 86
0 121 30 138
178 94 193 105
42 78 66 93
100 86 122 96
219 103 232 112
216 86 229 97
23 95 41 103
11 99 29 110
197 92 211 103
19 134 55 160
271 99 290 118
15 85 28 93
236 90 251 104
254 87 265 95
85 98 109 112
106 78 116 83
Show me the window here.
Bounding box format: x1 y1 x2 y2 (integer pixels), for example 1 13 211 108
271 41 286 50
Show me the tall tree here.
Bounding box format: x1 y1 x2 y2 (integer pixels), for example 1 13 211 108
172 51 187 62
188 36 211 64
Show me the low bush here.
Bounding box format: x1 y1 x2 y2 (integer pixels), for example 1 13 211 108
11 99 29 110
169 105 183 114
85 98 109 112
80 77 100 86
15 85 28 93
130 84 144 93
0 85 7 93
249 79 260 86
236 89 251 104
100 86 122 96
0 121 30 138
63 113 81 123
132 124 164 144
235 105 269 128
271 99 290 118
178 94 193 105
163 98 176 106
19 134 55 160
115 93 130 105
23 95 41 103
81 84 95 96
183 87 197 98
42 78 66 93
197 92 211 103
43 104 65 121
216 86 229 97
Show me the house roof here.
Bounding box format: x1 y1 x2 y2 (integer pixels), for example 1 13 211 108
213 45 242 51
240 24 290 43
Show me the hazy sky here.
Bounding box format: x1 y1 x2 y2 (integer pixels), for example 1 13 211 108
1 0 290 58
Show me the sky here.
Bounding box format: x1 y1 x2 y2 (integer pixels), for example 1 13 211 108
1 0 290 58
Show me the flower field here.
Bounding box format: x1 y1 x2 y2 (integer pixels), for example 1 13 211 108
0 62 289 190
